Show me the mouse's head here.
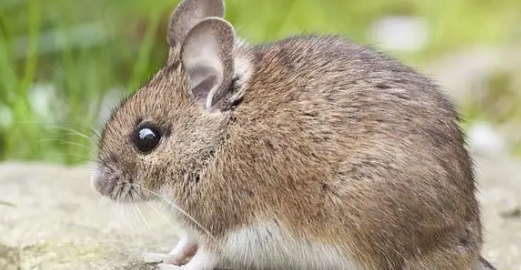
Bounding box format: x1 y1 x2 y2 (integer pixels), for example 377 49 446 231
90 0 251 203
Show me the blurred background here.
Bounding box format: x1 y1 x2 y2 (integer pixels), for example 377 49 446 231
1 0 521 164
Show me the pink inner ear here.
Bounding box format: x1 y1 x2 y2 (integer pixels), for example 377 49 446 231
191 75 218 103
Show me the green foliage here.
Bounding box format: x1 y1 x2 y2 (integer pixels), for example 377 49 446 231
0 0 519 164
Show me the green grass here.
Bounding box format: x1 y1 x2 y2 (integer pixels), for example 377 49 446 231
0 200 16 207
0 0 520 164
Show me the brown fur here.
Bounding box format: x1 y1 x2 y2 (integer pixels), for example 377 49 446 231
92 0 497 269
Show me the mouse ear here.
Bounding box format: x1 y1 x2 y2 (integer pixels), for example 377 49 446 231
167 0 224 47
181 17 235 113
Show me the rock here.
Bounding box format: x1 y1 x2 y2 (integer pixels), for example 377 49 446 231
1 158 520 270
0 242 20 270
0 162 180 270
475 155 521 269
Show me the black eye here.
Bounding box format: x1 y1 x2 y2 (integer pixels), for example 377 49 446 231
133 123 161 154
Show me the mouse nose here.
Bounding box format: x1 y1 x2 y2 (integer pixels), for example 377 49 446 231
90 168 102 193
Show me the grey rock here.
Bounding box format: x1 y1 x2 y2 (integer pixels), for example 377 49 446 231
0 157 520 270
0 242 20 270
475 155 521 269
0 162 178 270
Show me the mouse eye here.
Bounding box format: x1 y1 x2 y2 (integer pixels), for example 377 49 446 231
133 123 161 154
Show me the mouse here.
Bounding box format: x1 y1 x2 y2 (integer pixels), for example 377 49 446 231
90 0 498 269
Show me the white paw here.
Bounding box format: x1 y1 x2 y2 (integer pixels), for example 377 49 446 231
153 245 219 270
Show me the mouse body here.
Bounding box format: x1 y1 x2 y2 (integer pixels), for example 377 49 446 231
91 0 497 269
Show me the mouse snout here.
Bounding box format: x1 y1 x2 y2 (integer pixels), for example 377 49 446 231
90 166 149 202
90 167 119 199
90 169 99 192
90 168 109 196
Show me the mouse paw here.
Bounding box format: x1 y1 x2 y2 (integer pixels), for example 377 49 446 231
154 246 219 270
143 234 198 265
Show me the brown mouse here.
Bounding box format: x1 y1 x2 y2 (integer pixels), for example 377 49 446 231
90 0 497 269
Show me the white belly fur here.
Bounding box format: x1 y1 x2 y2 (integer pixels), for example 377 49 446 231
221 222 361 270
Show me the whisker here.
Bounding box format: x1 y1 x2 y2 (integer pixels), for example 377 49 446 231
15 121 96 139
133 184 216 241
127 185 152 232
57 153 95 161
133 201 151 231
58 129 94 141
114 188 126 222
97 197 107 210
128 185 151 231
118 183 125 203
123 183 133 200
89 126 102 140
128 200 147 236
61 131 98 144
145 200 178 230
36 138 95 154
118 183 145 233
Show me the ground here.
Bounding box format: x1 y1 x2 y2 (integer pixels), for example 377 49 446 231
0 153 520 270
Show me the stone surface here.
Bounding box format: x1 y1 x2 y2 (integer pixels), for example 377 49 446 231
0 162 179 270
1 155 520 270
